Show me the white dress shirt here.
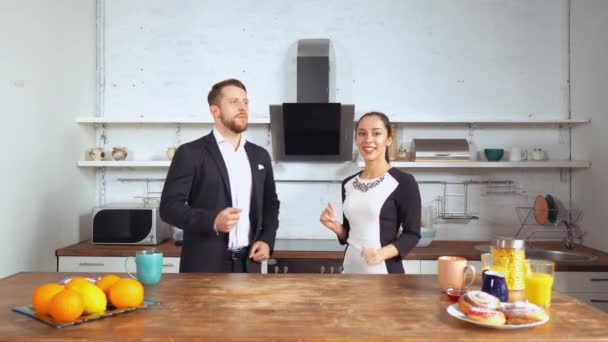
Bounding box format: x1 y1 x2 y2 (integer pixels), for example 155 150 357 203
213 128 252 250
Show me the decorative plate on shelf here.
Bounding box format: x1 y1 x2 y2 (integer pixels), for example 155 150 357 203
12 298 160 328
446 304 549 329
533 195 549 225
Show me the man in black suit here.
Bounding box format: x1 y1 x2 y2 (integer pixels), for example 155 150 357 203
160 79 280 273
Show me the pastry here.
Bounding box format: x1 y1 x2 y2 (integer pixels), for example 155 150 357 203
502 302 548 325
466 307 506 326
458 290 502 313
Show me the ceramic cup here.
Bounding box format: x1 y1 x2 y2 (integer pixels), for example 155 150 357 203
89 147 105 161
124 250 163 285
509 147 528 161
437 256 476 291
530 148 545 161
112 147 128 161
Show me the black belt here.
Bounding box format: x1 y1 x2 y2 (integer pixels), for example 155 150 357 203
228 248 248 260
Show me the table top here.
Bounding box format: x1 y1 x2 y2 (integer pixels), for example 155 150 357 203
1 272 607 341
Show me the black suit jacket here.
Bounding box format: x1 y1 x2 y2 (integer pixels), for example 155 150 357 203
159 132 280 272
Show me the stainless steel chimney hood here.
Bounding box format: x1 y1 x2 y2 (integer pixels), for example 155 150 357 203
296 39 330 103
269 39 355 162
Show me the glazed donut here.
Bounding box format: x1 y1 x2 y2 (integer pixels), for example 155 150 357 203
502 302 548 325
458 291 503 313
466 307 506 326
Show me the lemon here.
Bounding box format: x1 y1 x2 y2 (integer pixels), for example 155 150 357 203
70 283 107 315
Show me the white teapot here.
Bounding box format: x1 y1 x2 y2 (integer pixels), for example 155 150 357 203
89 147 105 161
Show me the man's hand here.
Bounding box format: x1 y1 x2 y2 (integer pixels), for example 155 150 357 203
249 241 270 262
214 207 242 233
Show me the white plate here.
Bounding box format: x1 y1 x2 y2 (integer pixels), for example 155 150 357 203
446 304 549 329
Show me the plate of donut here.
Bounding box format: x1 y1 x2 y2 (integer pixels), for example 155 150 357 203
447 291 549 329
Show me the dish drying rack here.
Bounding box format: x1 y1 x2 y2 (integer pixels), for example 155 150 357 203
117 178 164 206
514 206 583 247
429 179 517 221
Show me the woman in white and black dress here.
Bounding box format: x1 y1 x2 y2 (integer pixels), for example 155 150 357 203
319 112 421 274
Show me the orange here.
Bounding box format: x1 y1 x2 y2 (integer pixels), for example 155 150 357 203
48 289 85 322
65 277 93 290
96 274 121 296
32 283 64 315
108 278 144 308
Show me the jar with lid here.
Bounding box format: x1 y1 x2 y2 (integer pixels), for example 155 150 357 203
388 124 399 161
491 239 526 291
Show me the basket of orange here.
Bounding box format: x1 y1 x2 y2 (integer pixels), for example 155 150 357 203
13 275 159 328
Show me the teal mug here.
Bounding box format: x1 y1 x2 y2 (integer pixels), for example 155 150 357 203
124 250 163 285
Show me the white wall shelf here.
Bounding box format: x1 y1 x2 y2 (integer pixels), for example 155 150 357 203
390 119 590 126
76 117 590 126
76 116 268 124
78 161 171 167
79 160 590 169
358 161 591 169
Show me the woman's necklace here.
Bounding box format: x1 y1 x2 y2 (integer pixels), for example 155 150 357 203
352 175 385 192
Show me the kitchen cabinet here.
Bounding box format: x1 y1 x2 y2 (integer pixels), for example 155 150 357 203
266 258 343 274
554 272 608 312
57 256 180 274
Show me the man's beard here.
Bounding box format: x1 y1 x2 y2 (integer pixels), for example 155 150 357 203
221 115 248 134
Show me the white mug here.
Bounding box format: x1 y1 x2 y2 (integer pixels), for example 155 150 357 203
509 147 528 161
530 148 545 161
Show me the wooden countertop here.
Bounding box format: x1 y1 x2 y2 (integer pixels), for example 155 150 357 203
1 272 607 341
56 240 608 272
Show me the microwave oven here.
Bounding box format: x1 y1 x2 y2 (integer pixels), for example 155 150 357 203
92 206 172 245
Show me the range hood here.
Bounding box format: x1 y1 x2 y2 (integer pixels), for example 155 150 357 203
269 39 354 162
296 39 331 102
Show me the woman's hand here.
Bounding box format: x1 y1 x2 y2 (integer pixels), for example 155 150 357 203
361 247 385 265
320 202 344 238
361 245 399 265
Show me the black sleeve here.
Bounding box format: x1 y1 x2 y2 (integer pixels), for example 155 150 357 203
338 178 350 245
256 149 280 251
159 144 220 235
392 174 421 257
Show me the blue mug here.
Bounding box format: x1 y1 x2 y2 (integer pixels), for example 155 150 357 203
481 270 508 302
124 250 163 285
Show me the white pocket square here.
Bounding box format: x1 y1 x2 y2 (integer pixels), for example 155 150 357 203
258 164 264 170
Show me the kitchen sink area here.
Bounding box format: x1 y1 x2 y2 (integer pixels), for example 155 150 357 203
474 243 598 262
526 249 598 262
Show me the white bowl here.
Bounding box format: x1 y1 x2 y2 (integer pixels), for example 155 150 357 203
416 227 436 247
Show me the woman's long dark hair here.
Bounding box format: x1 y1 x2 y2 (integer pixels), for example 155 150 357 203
355 111 392 163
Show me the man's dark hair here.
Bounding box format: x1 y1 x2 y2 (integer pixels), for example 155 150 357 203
207 79 247 106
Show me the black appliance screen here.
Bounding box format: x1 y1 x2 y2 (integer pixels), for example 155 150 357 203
282 103 341 155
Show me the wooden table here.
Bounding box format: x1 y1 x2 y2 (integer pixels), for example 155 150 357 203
1 272 607 341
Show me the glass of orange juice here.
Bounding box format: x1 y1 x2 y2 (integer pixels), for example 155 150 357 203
481 253 509 278
525 259 555 308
